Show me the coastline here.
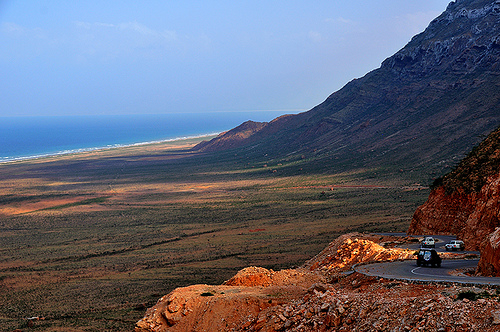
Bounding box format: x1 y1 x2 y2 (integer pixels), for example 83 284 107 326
0 132 218 165
0 111 304 166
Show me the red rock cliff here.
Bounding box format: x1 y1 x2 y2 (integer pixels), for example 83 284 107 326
408 173 500 251
408 125 500 276
477 227 500 277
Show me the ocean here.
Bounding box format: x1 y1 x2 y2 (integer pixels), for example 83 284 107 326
0 111 301 163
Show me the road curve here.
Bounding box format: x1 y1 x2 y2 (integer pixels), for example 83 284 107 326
354 259 500 286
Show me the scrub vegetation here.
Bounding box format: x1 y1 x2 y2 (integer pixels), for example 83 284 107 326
0 139 428 331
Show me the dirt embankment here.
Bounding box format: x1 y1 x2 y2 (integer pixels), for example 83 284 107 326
135 268 323 332
136 233 500 332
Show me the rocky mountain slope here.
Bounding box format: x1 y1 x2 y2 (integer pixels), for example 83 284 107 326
195 0 500 179
136 233 500 331
478 228 500 275
408 124 500 276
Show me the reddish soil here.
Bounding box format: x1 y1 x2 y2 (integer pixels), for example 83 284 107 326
136 233 500 332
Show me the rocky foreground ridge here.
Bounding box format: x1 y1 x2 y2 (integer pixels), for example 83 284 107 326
136 233 500 331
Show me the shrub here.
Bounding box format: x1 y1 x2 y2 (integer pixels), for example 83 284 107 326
457 290 477 301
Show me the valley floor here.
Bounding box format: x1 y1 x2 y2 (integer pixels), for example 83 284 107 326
0 139 429 331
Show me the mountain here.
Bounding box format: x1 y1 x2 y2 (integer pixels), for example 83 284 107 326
193 120 267 152
195 0 500 180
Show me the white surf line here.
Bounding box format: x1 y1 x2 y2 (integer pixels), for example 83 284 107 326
0 132 220 164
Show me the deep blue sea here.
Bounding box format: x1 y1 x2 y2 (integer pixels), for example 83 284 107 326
0 111 301 163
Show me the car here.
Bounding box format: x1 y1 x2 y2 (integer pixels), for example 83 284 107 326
421 236 435 248
445 240 465 251
416 248 442 267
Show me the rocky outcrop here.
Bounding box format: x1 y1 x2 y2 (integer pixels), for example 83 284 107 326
408 173 500 251
135 283 288 332
223 266 315 287
135 268 324 332
303 232 416 273
382 0 500 76
136 233 500 331
137 233 406 331
248 278 500 332
477 227 500 276
408 125 500 276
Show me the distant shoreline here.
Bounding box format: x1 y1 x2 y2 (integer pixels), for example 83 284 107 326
0 111 303 166
0 133 218 165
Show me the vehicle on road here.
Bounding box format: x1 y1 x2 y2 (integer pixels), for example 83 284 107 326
421 236 435 248
445 240 465 251
416 248 442 267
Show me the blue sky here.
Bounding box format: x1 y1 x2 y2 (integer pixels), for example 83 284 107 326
0 1 451 116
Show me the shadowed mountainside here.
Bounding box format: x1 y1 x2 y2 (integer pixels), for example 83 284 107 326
195 0 500 181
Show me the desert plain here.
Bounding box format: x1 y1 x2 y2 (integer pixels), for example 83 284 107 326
0 137 429 331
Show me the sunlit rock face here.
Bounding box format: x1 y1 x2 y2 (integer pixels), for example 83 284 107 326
136 233 500 332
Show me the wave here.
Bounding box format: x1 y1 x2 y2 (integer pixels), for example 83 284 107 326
0 132 219 164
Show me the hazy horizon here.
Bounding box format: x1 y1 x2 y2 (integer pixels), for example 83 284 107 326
0 110 296 162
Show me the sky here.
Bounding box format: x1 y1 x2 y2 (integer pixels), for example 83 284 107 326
0 1 452 117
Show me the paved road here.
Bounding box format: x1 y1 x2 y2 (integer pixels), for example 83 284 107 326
360 234 496 285
355 259 500 286
395 234 480 255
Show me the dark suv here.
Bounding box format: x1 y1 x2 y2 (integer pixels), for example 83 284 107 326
416 248 442 267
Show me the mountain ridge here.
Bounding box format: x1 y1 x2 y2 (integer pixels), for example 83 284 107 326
195 0 500 181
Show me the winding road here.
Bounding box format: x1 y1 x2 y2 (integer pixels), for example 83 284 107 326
355 235 500 286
